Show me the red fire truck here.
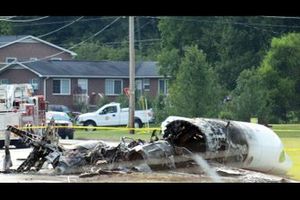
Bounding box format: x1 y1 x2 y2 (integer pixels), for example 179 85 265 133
0 84 46 148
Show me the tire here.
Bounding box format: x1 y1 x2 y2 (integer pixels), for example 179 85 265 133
84 120 96 131
68 130 74 139
12 140 30 149
134 119 143 128
58 129 67 139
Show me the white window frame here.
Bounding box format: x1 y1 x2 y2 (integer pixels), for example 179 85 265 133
135 79 142 91
0 79 9 85
105 79 123 96
158 79 168 95
143 79 150 91
52 79 71 95
5 57 17 63
50 57 62 61
30 78 39 90
78 79 88 94
30 57 38 61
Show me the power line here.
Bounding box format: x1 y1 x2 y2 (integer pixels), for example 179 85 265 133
0 17 122 65
12 16 122 27
38 16 84 38
0 16 49 22
262 16 300 20
68 17 121 50
103 38 161 45
143 16 300 29
0 16 16 20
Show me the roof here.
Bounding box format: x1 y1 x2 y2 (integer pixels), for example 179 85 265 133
0 35 29 44
0 35 77 56
0 60 164 78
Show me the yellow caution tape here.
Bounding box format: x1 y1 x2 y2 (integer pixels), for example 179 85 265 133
18 125 162 131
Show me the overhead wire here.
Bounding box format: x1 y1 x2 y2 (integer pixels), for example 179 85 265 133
0 16 122 65
37 16 84 38
0 16 49 22
0 16 16 20
67 16 121 51
142 16 300 30
12 16 122 27
261 16 300 20
3 16 297 65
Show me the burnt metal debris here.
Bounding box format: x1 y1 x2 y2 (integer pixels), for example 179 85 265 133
1 116 293 182
5 125 64 172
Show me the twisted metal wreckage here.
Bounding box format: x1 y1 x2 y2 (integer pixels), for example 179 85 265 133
1 116 293 181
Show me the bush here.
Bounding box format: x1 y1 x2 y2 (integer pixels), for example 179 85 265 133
96 96 110 107
74 102 89 113
153 94 169 124
116 94 129 107
218 111 234 120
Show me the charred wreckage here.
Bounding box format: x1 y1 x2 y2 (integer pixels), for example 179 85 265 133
1 116 293 181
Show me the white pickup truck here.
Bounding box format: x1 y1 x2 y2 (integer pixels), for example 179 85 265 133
75 102 154 129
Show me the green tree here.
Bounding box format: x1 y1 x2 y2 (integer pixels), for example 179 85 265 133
152 94 169 124
74 41 129 61
0 21 12 34
167 45 223 118
259 33 300 123
157 16 294 90
225 68 271 122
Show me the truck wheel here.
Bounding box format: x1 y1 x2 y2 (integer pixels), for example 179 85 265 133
134 119 143 128
68 131 74 139
84 121 96 131
58 129 66 139
13 140 30 149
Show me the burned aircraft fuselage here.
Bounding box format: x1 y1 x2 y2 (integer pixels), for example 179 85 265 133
161 116 292 174
163 118 248 164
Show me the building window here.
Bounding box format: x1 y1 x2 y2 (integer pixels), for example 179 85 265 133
53 79 70 95
78 79 88 94
5 57 17 63
30 57 38 61
50 57 62 61
105 79 123 95
158 79 168 95
30 78 39 90
135 80 142 91
143 79 150 91
0 79 9 85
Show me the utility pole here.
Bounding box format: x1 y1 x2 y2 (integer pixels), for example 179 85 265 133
129 16 135 134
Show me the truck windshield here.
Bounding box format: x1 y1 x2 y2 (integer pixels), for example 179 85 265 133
101 106 117 114
46 113 70 121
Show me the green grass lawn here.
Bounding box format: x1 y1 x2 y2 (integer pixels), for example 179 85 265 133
272 124 300 137
73 124 300 181
280 138 300 181
269 125 300 181
74 129 160 142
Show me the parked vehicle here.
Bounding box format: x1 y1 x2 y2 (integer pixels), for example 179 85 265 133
46 111 74 139
75 102 154 129
48 104 81 120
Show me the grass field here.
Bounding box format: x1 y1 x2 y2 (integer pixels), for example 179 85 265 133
74 124 300 181
74 128 157 141
271 124 300 181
